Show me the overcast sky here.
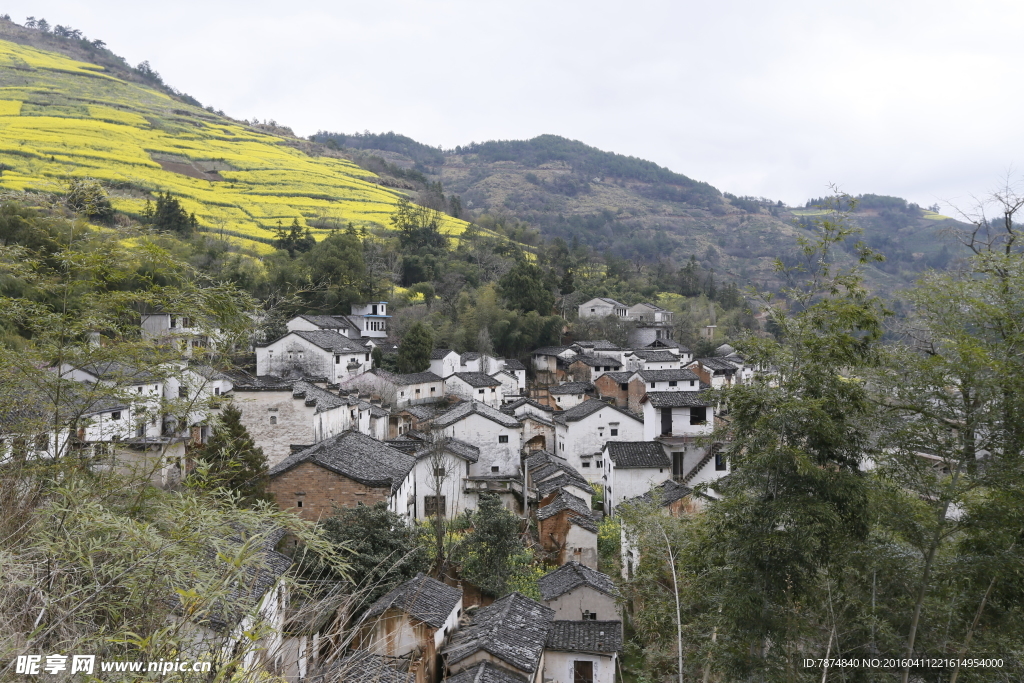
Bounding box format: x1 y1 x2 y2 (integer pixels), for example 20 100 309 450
7 0 1024 208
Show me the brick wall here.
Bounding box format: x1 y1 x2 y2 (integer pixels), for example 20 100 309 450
593 375 627 408
269 461 390 522
626 378 648 414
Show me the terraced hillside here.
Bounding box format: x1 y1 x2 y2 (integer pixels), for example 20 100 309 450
0 35 467 253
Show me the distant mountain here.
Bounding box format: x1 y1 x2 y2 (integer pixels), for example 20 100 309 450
317 130 964 295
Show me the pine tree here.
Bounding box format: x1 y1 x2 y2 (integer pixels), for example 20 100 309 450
397 322 433 373
194 404 271 506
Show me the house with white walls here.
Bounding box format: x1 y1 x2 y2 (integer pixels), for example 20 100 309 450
446 372 503 408
428 349 461 378
255 330 371 383
602 441 673 516
553 401 644 483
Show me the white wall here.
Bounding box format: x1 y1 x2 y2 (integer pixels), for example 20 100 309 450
605 464 671 516
411 450 477 520
544 651 616 683
439 414 523 477
256 334 370 383
429 353 460 378
447 377 502 408
555 409 644 483
641 402 713 441
545 586 619 621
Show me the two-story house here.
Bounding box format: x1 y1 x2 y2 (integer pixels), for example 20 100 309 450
446 372 503 407
686 357 741 388
537 562 621 622
428 348 462 378
625 368 702 413
409 437 481 520
553 401 644 482
543 621 622 683
357 573 462 683
565 355 623 384
621 349 681 371
546 382 594 410
640 391 726 485
339 369 445 409
537 491 599 568
267 431 415 521
256 330 371 383
602 442 673 516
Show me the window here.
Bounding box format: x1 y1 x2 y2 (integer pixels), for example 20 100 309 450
582 461 591 468
661 408 672 436
424 496 446 517
650 382 656 388
431 386 436 392
137 386 143 394
491 466 499 473
669 380 677 387
214 387 221 396
491 388 496 392
690 406 707 425
596 460 603 467
498 435 509 443
111 411 121 421
672 451 685 477
690 380 695 387
415 388 421 394
581 611 597 621
610 429 618 436
179 386 188 398
434 467 446 477
619 383 628 391
715 452 727 471
270 415 277 425
296 500 303 508
335 355 341 364
365 353 370 361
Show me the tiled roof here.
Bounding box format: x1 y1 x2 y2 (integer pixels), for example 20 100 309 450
643 390 714 408
461 352 481 362
636 368 701 383
372 369 444 386
431 348 459 359
574 339 620 351
452 372 501 387
594 297 625 306
537 490 594 521
605 441 670 469
75 361 161 384
503 398 554 414
292 380 346 414
569 355 622 368
222 370 292 390
363 573 462 629
532 346 571 356
298 314 358 332
268 431 415 491
545 620 623 654
538 562 619 601
548 382 594 395
443 661 528 683
315 650 413 683
402 404 439 420
553 400 641 426
694 357 741 371
526 451 594 495
626 349 679 362
282 329 368 354
598 371 634 384
502 358 527 371
432 401 522 429
628 479 693 507
413 437 481 463
442 593 554 674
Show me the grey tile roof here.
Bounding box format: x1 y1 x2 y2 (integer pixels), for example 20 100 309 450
552 400 641 426
526 451 594 496
626 349 679 362
431 348 459 359
401 404 439 420
643 390 714 408
548 382 594 395
694 357 740 371
545 620 623 654
532 346 571 356
537 490 594 521
443 661 529 683
645 339 688 352
502 359 527 371
298 314 358 332
442 593 554 674
574 340 620 351
289 329 368 354
605 442 670 469
363 572 462 629
373 369 444 386
636 368 701 383
598 371 635 384
222 370 292 390
268 431 415 491
628 479 693 507
570 514 600 533
432 401 522 430
413 437 481 463
538 562 619 601
316 650 413 683
76 361 161 384
452 372 501 388
594 297 625 306
569 355 622 368
293 380 346 414
461 352 481 362
503 398 554 414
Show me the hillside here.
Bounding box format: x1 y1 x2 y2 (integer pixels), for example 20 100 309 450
314 131 965 295
0 21 468 254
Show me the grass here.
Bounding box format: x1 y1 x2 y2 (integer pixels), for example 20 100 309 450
0 39 469 250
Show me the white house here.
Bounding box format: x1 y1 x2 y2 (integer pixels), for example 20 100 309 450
548 382 593 410
499 358 528 393
490 370 522 402
446 372 503 408
625 368 702 413
140 312 219 354
532 346 575 377
286 314 360 338
537 562 621 622
622 349 681 371
602 442 672 516
641 391 714 442
430 401 523 478
577 297 628 320
60 361 165 440
553 401 644 482
348 301 391 338
409 437 481 520
687 357 741 388
543 621 621 683
428 348 461 378
339 369 445 409
458 351 501 375
255 330 371 383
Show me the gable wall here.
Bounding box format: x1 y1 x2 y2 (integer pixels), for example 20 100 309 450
269 460 390 521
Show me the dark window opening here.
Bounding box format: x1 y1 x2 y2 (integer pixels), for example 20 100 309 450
573 659 594 683
715 452 727 471
111 411 121 421
669 381 677 387
661 408 672 436
296 500 303 508
491 466 499 473
498 435 509 443
424 496 446 517
610 429 618 436
690 406 707 425
672 451 685 477
619 383 628 391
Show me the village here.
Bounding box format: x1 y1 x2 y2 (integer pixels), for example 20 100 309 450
24 296 757 683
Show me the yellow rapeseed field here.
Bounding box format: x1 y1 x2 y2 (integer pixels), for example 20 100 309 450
0 39 469 250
